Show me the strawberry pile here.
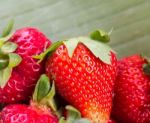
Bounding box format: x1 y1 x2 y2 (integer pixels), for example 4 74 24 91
0 21 150 123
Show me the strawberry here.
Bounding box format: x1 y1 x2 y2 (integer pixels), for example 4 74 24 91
112 55 150 123
107 119 116 123
0 74 58 123
0 21 51 103
37 30 117 123
1 103 58 123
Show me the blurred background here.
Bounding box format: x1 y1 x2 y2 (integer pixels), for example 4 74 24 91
0 0 149 58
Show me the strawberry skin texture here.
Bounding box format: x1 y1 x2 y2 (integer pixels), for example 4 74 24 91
46 43 117 123
112 55 150 123
107 119 116 123
1 103 58 123
0 27 51 103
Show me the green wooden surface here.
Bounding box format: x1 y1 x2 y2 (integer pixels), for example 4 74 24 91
0 0 150 58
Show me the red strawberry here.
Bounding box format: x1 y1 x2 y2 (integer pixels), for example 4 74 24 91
0 21 51 103
1 103 58 123
112 55 150 123
42 30 117 123
107 119 116 123
0 75 58 123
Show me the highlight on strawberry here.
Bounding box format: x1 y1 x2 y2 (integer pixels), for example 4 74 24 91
0 20 51 104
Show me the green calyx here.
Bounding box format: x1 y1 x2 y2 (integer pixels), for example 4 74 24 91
34 29 113 65
33 74 57 111
33 75 91 122
33 76 90 123
1 19 14 37
64 29 113 64
59 105 90 123
0 20 22 88
74 119 91 123
33 41 63 63
64 37 112 64
65 105 81 123
90 29 110 43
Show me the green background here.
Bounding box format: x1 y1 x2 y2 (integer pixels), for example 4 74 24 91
0 0 149 58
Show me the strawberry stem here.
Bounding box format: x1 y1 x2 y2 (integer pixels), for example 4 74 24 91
90 29 110 43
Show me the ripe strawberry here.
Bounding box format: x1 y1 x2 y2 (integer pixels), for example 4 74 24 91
42 30 117 123
1 103 58 123
112 55 150 123
0 21 51 103
107 119 116 123
0 75 58 123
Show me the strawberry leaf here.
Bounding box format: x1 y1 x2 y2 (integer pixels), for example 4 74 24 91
0 41 3 48
74 119 91 123
64 38 79 58
33 74 50 102
90 29 110 43
33 41 63 63
0 20 21 88
64 37 113 64
59 117 67 123
0 54 9 70
65 105 81 123
33 74 57 111
40 81 57 111
0 53 21 88
0 33 13 45
1 42 18 53
59 106 90 123
1 19 14 37
0 67 12 88
8 53 22 68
